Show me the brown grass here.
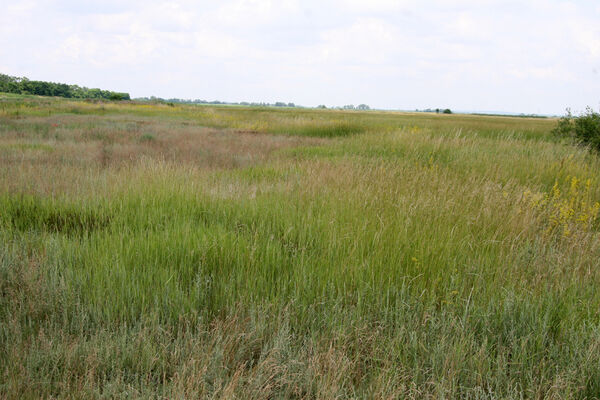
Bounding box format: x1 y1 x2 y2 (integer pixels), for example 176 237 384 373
0 114 324 196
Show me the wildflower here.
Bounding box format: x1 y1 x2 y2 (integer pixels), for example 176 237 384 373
570 176 579 194
552 181 560 199
524 176 599 238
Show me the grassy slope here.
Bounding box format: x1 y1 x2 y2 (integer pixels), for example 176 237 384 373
1 95 600 398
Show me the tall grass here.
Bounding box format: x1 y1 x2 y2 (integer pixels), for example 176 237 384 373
1 96 600 398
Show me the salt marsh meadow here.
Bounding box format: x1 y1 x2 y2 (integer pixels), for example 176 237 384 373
1 94 600 398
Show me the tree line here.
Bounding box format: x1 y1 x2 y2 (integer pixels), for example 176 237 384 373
136 97 374 111
0 73 130 100
135 96 298 108
416 108 452 114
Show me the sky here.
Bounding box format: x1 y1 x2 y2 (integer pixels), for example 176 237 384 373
1 0 599 115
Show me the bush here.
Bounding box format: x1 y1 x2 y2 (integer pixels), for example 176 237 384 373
553 107 600 152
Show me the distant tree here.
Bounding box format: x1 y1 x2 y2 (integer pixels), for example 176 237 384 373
357 104 370 110
435 108 440 113
343 104 355 110
109 92 126 101
0 74 19 93
0 73 129 100
287 102 295 107
317 105 327 109
443 109 452 114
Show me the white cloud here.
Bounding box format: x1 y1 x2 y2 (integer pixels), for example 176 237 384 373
0 0 599 114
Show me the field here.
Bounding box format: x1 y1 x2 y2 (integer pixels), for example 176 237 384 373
1 93 600 399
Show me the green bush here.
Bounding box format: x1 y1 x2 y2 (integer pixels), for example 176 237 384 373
553 107 600 152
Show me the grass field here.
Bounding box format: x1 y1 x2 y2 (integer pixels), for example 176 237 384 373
1 93 600 398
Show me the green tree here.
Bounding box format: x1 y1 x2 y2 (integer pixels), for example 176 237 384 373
0 72 129 100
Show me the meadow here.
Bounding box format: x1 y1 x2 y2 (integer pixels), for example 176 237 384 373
1 93 600 399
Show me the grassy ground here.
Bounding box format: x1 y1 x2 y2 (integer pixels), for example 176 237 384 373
1 94 600 398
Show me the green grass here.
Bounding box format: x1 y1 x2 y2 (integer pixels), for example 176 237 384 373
1 95 600 398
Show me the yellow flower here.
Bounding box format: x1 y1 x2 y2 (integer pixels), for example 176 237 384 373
570 176 579 194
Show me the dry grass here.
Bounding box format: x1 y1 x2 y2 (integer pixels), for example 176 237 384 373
0 113 324 196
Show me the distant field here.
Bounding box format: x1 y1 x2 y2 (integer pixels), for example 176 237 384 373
1 94 600 398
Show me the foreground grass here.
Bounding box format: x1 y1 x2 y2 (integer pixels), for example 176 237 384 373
1 95 600 398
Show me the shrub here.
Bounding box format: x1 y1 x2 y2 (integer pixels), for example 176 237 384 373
553 107 600 152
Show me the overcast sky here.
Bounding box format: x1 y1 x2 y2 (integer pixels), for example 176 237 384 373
1 0 599 114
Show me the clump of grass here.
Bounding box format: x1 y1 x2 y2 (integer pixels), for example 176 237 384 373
0 195 110 235
0 142 53 152
139 133 156 142
270 121 367 137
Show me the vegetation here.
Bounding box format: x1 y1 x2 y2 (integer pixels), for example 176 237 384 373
136 96 299 107
553 107 600 152
1 93 600 398
0 73 130 100
134 98 374 112
418 108 454 114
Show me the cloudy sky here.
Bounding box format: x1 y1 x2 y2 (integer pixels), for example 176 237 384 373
1 0 599 114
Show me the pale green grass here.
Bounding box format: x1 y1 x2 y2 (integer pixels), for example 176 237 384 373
1 96 600 398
